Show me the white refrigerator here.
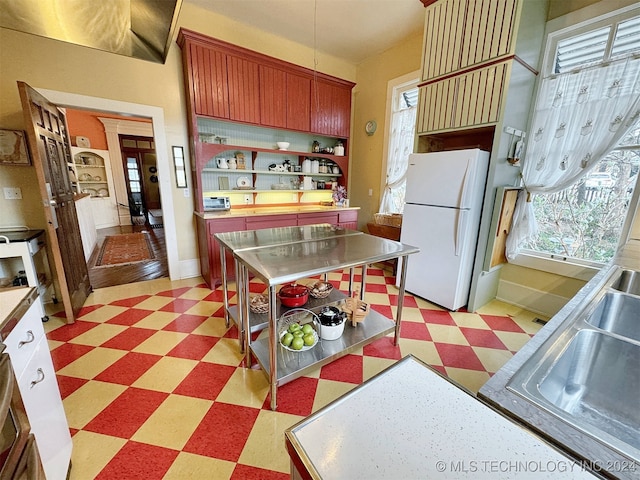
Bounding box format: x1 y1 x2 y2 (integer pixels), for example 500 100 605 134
399 149 489 310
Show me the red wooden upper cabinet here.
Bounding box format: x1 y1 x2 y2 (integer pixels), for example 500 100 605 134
188 42 229 119
286 72 311 132
311 78 352 138
227 54 261 124
259 65 287 128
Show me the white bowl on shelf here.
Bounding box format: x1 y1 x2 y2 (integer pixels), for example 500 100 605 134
276 142 290 150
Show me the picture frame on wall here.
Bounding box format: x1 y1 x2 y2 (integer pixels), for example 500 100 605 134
0 129 31 166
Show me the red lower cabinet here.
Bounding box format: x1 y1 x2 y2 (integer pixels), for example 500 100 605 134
338 210 358 229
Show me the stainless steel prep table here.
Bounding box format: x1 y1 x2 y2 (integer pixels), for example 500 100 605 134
232 233 418 410
215 224 363 354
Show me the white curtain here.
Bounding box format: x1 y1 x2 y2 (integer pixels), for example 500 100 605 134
379 105 416 214
506 54 640 260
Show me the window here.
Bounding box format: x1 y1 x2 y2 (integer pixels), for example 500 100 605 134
519 5 640 267
379 76 418 214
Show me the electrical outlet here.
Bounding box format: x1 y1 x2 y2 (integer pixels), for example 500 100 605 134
3 187 22 200
368 188 373 197
183 189 190 198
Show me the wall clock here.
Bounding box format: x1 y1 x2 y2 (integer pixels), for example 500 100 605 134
365 120 377 136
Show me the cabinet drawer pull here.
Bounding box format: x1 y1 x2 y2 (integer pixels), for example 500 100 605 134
30 368 45 388
18 330 35 348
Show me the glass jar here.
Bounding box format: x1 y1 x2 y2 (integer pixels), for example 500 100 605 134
319 159 327 173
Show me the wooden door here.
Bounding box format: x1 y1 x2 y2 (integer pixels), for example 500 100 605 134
18 82 91 323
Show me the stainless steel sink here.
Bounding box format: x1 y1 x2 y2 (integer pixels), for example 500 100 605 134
611 268 640 296
586 291 640 342
507 266 640 463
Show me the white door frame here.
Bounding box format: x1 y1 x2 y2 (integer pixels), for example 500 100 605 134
37 88 179 281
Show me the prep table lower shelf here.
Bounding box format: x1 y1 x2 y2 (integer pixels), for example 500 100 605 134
229 291 395 386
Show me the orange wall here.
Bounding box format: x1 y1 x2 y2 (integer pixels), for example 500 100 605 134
65 109 151 150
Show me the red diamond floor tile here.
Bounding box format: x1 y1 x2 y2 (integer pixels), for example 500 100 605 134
100 327 157 351
422 309 457 326
399 321 432 341
76 304 104 318
362 336 403 360
56 374 89 399
459 327 509 350
106 308 154 326
480 314 527 333
320 354 363 384
162 314 209 333
158 298 199 313
263 376 319 416
94 352 162 385
110 295 152 307
167 334 220 361
156 287 193 298
182 402 260 462
84 387 169 439
47 320 98 342
434 342 487 371
50 342 94 370
173 362 236 400
95 440 178 480
231 464 289 480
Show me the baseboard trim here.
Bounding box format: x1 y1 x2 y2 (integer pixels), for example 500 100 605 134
177 259 201 281
496 279 570 319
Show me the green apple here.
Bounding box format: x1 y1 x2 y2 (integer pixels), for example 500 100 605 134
302 324 314 335
281 333 294 347
303 333 315 346
293 330 304 337
291 337 304 350
288 323 301 333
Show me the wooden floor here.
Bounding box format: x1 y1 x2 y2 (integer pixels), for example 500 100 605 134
87 224 169 289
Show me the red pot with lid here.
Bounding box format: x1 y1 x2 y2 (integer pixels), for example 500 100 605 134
278 283 309 307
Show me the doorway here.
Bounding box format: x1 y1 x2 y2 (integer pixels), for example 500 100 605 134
119 135 162 228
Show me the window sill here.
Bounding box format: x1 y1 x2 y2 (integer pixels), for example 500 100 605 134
509 251 602 282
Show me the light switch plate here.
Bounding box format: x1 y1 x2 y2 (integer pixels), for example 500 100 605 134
3 187 22 199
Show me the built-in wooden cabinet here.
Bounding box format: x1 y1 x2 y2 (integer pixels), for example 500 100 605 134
416 0 522 135
420 0 519 82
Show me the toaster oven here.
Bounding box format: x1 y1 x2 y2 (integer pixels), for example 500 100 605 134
204 196 231 211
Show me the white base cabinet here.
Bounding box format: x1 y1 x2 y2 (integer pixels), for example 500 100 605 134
4 294 72 480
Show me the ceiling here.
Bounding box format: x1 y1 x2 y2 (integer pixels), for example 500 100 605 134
186 0 426 64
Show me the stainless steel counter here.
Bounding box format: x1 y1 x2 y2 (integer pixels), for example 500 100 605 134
230 232 418 410
479 241 640 479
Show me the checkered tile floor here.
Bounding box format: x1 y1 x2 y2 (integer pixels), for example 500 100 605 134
44 264 544 479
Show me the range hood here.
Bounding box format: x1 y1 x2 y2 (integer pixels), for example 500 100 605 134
0 0 182 64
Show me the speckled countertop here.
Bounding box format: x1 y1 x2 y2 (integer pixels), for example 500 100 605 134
286 356 596 479
194 205 359 219
479 240 640 479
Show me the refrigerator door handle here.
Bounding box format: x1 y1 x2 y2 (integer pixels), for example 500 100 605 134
455 209 467 256
459 159 472 208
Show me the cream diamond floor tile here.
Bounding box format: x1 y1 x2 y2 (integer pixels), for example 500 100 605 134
43 315 67 334
312 378 356 411
133 310 179 330
179 287 219 301
362 356 396 381
426 324 469 346
63 380 127 429
163 451 234 480
512 315 545 335
78 305 128 323
473 346 514 374
69 431 127 480
400 306 427 322
444 367 491 394
69 323 127 346
238 409 304 473
201 338 244 366
185 300 221 317
215 367 269 408
133 295 175 311
132 394 212 450
132 356 199 393
450 311 491 329
58 347 127 379
398 338 442 366
364 292 391 306
132 330 188 355
192 317 231 337
495 330 536 352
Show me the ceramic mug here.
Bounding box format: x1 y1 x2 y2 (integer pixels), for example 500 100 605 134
217 157 229 169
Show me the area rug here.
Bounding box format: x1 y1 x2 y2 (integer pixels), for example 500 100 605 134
95 232 155 267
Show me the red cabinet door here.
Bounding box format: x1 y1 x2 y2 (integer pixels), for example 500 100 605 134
227 55 260 124
189 43 229 118
310 79 352 137
203 217 246 287
337 210 358 230
286 72 311 132
259 65 287 128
